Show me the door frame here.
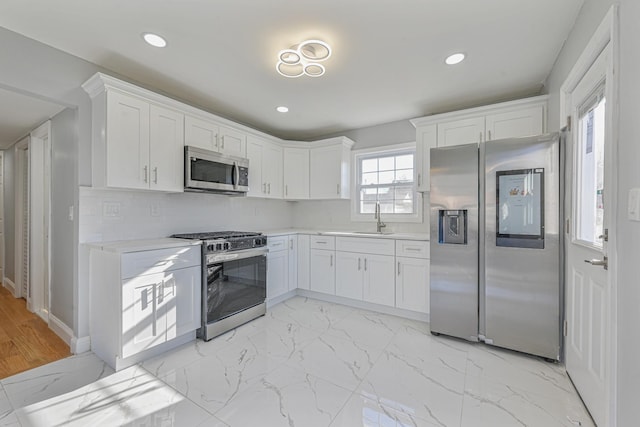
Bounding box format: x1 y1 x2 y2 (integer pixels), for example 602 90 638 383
559 6 618 426
14 136 30 300
29 121 52 321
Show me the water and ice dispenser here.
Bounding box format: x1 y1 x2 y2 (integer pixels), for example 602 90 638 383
438 210 468 245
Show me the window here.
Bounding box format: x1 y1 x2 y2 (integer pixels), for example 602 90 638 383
352 144 420 222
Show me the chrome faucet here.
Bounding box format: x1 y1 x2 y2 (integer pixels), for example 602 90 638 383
374 201 386 233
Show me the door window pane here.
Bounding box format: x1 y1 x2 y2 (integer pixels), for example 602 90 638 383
576 96 605 246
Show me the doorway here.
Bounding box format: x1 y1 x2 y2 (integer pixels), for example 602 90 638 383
560 8 617 427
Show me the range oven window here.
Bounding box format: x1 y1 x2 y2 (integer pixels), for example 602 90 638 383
206 254 266 323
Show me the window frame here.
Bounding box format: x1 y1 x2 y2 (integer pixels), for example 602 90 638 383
350 142 422 223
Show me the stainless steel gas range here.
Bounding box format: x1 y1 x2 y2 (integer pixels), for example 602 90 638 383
171 231 268 341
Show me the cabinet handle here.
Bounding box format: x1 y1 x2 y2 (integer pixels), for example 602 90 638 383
157 282 164 304
405 247 421 252
418 173 421 187
285 185 288 196
487 130 492 141
221 135 225 150
263 183 267 193
143 165 148 183
364 258 367 271
153 167 158 184
289 240 293 250
358 258 361 271
398 261 401 276
316 241 327 244
336 184 340 195
268 183 271 194
330 254 333 267
215 134 220 150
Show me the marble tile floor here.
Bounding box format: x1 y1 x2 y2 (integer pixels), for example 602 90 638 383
0 296 594 427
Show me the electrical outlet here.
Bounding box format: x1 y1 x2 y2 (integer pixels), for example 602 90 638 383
103 202 121 218
150 204 161 217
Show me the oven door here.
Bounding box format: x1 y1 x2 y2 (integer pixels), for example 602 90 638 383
185 146 249 193
205 249 267 325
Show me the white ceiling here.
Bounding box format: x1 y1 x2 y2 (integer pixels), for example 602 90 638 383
0 88 65 149
0 0 584 140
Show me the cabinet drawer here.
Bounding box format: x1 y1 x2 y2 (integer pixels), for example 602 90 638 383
267 236 288 252
336 237 395 256
395 240 429 259
121 246 201 279
310 235 336 250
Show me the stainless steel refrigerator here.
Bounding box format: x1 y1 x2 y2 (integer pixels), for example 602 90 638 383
429 133 562 360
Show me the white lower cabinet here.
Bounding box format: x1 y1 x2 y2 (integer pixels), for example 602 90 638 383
297 235 310 290
310 249 335 294
335 251 363 300
395 240 430 313
267 236 289 300
363 254 395 307
90 242 201 370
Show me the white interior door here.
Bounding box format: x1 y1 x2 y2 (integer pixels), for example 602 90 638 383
565 44 612 427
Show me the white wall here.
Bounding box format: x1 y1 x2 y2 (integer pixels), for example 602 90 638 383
2 149 15 282
544 0 640 425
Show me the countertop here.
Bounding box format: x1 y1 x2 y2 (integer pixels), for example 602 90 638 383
85 238 202 253
262 228 429 241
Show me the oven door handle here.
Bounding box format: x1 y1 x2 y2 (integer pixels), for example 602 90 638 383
207 248 268 264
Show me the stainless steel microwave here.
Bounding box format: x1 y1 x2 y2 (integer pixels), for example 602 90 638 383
184 146 249 194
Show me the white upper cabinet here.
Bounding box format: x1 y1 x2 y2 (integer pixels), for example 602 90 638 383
411 95 548 192
283 147 310 199
484 105 544 141
309 137 354 199
246 135 283 199
102 90 183 192
184 115 246 157
149 104 184 192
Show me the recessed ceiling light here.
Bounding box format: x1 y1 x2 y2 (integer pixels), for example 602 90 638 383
276 106 289 113
142 33 167 48
445 53 465 65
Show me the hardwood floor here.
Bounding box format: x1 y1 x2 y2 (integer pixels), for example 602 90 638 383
0 285 70 379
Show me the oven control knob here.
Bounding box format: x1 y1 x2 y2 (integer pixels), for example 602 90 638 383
207 244 215 251
224 242 230 250
216 243 223 251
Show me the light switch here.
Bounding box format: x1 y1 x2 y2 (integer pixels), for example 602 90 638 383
628 188 640 221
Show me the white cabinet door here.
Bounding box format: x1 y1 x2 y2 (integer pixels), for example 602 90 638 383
335 251 363 300
396 257 429 313
287 236 298 291
283 147 310 199
106 91 150 190
310 145 343 199
219 125 246 157
363 254 395 307
246 136 265 197
415 124 436 192
184 115 219 151
437 116 485 147
171 266 201 337
263 142 283 198
267 250 289 299
122 273 165 358
149 104 184 192
297 235 310 290
485 105 544 141
310 249 335 294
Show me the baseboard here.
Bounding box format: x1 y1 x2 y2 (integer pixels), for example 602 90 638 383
266 289 297 309
295 289 430 323
3 277 17 296
49 314 73 346
71 336 91 354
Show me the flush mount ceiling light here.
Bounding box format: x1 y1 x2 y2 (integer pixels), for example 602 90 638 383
276 106 289 113
445 52 465 65
276 39 332 78
142 32 167 48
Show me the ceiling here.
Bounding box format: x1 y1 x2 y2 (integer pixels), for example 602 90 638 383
0 88 65 149
0 0 584 141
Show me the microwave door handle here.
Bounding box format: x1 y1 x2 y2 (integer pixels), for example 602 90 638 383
232 161 239 190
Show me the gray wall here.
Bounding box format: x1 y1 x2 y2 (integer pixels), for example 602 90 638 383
3 148 16 282
50 108 77 327
544 0 640 424
323 118 417 150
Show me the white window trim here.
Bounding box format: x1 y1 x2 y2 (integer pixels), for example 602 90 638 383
350 142 423 223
